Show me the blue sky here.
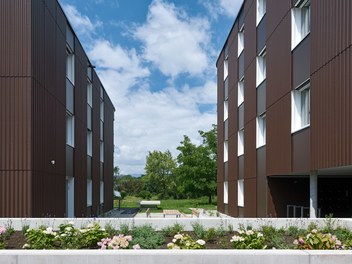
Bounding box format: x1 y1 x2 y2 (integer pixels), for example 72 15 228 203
58 0 243 175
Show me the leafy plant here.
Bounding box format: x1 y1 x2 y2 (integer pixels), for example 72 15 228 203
294 229 342 250
79 223 108 248
0 226 8 249
192 222 206 239
230 229 266 249
119 224 130 235
22 224 30 235
105 223 118 237
260 225 287 249
161 223 184 237
131 224 164 249
167 233 205 249
25 226 59 249
204 228 217 242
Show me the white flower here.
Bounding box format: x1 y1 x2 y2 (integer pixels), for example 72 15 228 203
65 227 72 232
230 235 245 242
172 239 176 243
257 233 263 237
68 221 75 225
174 234 183 240
167 242 174 248
245 230 254 236
196 239 205 246
311 229 318 234
87 223 94 228
22 244 30 249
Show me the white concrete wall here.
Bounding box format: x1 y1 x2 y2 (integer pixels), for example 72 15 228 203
1 218 352 231
0 250 351 264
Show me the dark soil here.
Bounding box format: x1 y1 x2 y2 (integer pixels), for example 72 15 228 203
5 231 26 249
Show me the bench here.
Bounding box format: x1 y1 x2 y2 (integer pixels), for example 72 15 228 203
163 209 181 218
139 200 160 208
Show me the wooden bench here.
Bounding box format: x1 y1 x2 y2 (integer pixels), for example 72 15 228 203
139 200 160 208
163 209 181 218
146 208 151 218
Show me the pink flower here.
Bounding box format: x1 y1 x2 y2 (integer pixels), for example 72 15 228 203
0 227 6 235
133 244 141 250
298 238 304 244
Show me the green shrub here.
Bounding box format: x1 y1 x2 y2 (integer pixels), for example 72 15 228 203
105 223 118 237
294 229 342 250
119 224 130 235
161 223 185 237
204 228 217 242
131 224 164 249
192 222 206 239
230 229 266 249
25 226 59 249
260 225 287 249
139 190 152 199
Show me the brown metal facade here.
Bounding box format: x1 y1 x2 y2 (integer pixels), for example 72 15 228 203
217 0 352 217
0 0 115 217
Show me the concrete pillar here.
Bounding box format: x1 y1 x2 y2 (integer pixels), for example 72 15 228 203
309 172 318 218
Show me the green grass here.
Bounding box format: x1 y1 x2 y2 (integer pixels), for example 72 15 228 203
114 196 217 214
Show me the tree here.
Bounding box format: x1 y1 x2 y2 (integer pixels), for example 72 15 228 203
175 125 217 203
144 150 176 198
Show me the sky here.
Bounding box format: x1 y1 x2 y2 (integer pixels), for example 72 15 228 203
58 0 243 175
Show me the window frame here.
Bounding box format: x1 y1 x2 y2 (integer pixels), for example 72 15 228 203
238 179 244 207
256 114 266 148
256 0 266 26
291 0 311 50
291 82 311 133
256 47 266 87
238 129 244 156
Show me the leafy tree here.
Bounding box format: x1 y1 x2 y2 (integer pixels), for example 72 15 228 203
115 175 145 196
175 125 217 203
144 150 176 198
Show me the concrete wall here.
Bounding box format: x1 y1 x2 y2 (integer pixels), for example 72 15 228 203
0 250 352 264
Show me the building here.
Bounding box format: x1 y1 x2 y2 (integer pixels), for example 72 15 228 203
217 0 352 218
0 0 115 217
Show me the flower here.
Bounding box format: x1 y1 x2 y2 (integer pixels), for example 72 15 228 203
257 233 263 237
246 230 254 236
174 234 183 240
0 227 6 235
167 242 174 248
133 244 141 250
196 239 206 246
311 229 318 234
230 235 245 242
298 238 304 244
87 223 94 228
68 221 75 225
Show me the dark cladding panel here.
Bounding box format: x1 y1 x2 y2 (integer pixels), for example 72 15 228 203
244 120 256 180
256 147 267 217
0 0 32 77
0 78 32 171
217 52 225 187
228 21 239 92
266 94 291 175
228 134 238 181
244 62 256 123
311 0 352 73
244 178 257 217
66 145 74 177
311 47 352 170
244 1 256 71
257 81 266 115
228 87 238 138
292 36 310 88
266 0 291 39
292 128 310 173
228 180 238 217
266 15 291 107
257 15 266 54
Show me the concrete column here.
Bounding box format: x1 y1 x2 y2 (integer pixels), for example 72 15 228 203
309 172 318 218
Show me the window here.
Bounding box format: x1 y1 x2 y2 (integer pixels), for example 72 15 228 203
224 141 228 162
100 86 104 99
224 77 229 100
100 120 104 141
256 48 266 87
87 81 92 107
87 105 92 130
100 181 104 203
100 142 104 162
66 25 74 51
238 179 244 207
291 0 311 49
238 79 244 106
87 65 93 81
224 100 228 121
87 179 92 206
238 31 244 57
238 129 244 156
100 101 104 121
66 50 75 84
87 131 92 156
224 59 228 80
224 181 228 204
257 0 266 25
66 114 74 147
256 114 266 148
66 79 74 114
291 82 310 132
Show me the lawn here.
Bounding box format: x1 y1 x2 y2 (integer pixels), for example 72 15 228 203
114 196 217 214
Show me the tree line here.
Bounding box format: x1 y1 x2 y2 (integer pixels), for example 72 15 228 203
114 125 217 204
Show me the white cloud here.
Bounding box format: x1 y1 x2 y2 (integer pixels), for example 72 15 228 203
134 0 211 78
62 4 102 39
61 1 218 175
201 0 243 19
